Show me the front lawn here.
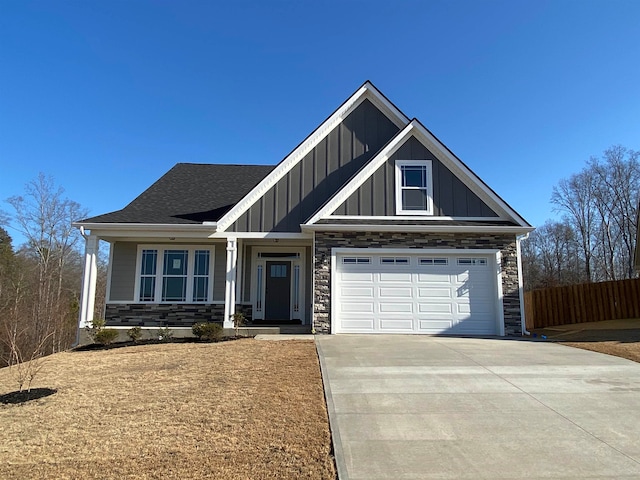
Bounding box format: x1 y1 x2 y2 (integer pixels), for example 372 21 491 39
0 339 336 479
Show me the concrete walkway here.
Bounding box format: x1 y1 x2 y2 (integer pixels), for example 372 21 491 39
316 335 640 480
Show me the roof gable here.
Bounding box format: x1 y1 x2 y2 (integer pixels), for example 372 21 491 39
306 120 532 228
215 81 409 232
226 98 401 233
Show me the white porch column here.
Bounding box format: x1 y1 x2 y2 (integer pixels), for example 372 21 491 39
79 234 99 329
223 237 238 328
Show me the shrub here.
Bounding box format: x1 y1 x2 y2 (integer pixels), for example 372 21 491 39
85 318 106 342
192 322 223 341
156 326 174 342
127 326 142 343
232 312 246 337
94 328 120 346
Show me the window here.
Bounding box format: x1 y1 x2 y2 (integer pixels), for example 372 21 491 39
420 257 448 265
457 257 487 266
342 257 371 264
380 257 410 265
137 246 214 303
395 160 433 215
270 264 288 277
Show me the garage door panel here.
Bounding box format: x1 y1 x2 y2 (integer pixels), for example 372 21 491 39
379 272 412 282
379 287 413 298
418 319 454 331
418 287 452 299
335 253 498 335
418 303 453 313
417 273 452 283
379 318 414 331
379 302 413 313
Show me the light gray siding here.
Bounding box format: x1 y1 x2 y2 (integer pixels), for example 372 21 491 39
229 99 400 232
109 242 137 301
334 136 499 217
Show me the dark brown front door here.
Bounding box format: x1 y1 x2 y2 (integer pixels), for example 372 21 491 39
265 261 291 320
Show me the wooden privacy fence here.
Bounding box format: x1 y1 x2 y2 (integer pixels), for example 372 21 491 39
524 278 640 330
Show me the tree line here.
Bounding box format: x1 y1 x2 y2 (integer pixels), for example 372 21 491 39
0 174 105 368
522 145 639 290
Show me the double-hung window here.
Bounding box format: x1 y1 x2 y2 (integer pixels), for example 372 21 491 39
395 160 433 215
137 246 214 303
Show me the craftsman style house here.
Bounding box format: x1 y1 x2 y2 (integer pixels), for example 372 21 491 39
75 81 533 337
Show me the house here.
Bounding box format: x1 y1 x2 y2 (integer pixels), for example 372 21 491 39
74 81 534 339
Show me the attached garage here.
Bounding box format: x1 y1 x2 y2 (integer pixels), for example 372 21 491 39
332 249 503 335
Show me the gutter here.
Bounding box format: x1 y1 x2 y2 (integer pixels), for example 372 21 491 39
72 222 218 231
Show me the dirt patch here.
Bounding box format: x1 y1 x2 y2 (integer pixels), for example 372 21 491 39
0 339 336 480
531 319 640 363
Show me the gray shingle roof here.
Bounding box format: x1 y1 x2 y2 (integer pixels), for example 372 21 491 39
80 163 275 224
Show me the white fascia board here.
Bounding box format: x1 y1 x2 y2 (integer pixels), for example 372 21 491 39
208 232 312 240
215 82 410 233
305 122 417 225
301 224 535 235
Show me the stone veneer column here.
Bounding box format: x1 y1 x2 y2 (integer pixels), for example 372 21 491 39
312 231 522 335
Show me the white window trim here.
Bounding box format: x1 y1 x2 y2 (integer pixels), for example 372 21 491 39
134 245 215 304
395 160 434 215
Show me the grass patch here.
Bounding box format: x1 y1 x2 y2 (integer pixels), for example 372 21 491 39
0 339 336 479
531 319 640 363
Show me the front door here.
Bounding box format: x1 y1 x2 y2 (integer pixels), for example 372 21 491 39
265 261 291 320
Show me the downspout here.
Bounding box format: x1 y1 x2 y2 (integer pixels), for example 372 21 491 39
516 232 530 336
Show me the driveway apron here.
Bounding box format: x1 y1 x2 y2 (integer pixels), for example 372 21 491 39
316 335 640 480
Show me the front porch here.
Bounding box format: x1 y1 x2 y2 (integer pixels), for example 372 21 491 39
78 232 314 334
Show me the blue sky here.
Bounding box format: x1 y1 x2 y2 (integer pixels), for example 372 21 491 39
1 0 639 245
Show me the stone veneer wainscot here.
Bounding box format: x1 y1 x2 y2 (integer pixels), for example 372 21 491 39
313 231 521 335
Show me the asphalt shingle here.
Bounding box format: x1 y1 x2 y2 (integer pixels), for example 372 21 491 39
80 163 274 224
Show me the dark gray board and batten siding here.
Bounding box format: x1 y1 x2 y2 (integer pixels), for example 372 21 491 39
228 99 401 233
334 136 499 217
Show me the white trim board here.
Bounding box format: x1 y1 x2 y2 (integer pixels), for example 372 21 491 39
215 82 410 232
306 119 531 228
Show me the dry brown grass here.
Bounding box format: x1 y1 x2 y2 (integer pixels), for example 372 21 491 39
0 339 336 480
531 319 640 363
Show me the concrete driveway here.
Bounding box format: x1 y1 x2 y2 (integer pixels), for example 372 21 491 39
315 335 640 480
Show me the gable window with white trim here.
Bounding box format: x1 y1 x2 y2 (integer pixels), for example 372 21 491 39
395 160 434 215
135 246 215 303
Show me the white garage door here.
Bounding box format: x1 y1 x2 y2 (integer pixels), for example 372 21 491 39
334 252 500 335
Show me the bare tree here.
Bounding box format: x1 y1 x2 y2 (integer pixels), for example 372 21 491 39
551 171 597 282
522 220 584 290
5 173 88 354
549 145 639 284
